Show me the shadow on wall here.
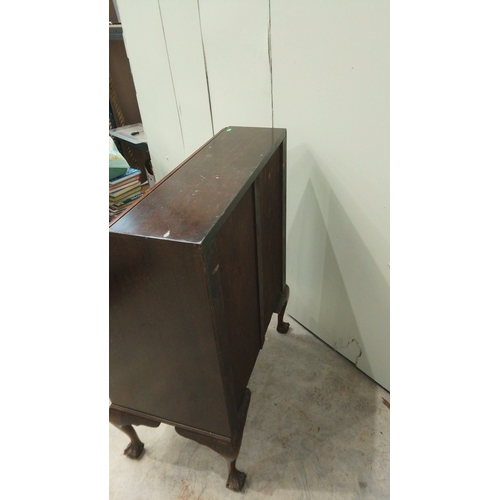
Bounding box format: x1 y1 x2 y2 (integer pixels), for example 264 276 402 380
286 144 390 389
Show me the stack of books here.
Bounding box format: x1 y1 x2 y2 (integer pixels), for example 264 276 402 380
109 168 142 218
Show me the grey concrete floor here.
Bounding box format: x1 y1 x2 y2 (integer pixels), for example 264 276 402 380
109 314 389 499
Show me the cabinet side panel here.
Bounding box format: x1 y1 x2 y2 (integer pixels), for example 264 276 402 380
256 145 285 333
214 187 261 407
109 235 231 438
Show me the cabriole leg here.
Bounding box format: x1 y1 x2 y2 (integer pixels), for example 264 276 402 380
109 407 161 459
175 388 251 492
226 459 247 491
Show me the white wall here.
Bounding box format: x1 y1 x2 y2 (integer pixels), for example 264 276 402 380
273 1 390 389
116 0 390 390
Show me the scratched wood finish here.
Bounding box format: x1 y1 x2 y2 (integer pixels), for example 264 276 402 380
111 127 286 243
109 126 288 490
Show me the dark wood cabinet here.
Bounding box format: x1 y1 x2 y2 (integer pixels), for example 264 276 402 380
109 126 289 491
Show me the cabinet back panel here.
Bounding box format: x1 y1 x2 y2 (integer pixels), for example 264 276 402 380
109 235 231 438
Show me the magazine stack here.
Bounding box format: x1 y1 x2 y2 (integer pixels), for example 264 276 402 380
109 168 142 219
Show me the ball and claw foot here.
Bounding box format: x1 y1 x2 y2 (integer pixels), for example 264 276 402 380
123 440 145 459
226 461 247 492
110 407 160 461
175 389 251 492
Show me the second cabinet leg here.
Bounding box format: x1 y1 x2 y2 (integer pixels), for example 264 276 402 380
275 284 290 333
175 388 252 492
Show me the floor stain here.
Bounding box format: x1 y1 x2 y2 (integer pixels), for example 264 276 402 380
382 397 390 409
177 480 192 500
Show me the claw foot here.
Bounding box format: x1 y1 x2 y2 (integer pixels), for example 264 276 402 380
277 321 289 333
226 462 246 492
124 440 145 459
276 285 290 334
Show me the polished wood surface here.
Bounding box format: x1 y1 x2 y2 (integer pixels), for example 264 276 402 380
110 127 286 244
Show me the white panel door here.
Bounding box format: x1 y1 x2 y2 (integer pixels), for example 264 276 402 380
117 0 212 179
196 0 272 131
156 0 213 156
